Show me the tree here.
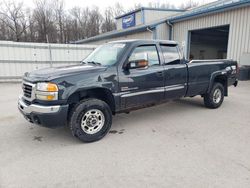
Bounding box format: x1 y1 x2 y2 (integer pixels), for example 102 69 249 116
113 3 125 17
33 0 57 42
179 0 199 10
0 1 29 41
25 8 36 42
101 3 126 33
101 7 116 33
54 0 65 43
69 7 88 40
86 7 102 38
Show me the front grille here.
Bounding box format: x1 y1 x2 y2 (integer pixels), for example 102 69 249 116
22 83 33 98
23 98 32 105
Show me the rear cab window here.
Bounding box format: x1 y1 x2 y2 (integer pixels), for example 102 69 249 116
160 44 181 65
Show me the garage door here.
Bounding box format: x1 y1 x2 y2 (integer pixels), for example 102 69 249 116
188 25 229 60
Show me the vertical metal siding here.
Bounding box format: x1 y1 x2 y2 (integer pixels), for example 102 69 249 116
116 19 122 30
0 41 96 81
173 6 250 64
136 11 143 26
155 23 169 40
144 10 181 24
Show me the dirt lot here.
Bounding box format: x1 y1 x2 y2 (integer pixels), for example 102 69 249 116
0 81 250 188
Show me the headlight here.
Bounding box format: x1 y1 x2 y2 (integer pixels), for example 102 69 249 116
35 82 58 101
36 82 58 92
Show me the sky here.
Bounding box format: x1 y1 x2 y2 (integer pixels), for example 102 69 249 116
61 0 216 9
16 0 217 12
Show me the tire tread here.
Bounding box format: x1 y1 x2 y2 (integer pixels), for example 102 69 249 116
204 82 224 109
69 98 112 142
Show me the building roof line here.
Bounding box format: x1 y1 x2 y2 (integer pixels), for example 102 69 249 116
169 0 250 22
115 7 185 19
72 19 167 44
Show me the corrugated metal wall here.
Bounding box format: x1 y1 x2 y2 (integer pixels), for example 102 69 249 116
0 41 96 81
173 6 250 64
116 19 122 30
136 11 143 26
144 10 181 24
156 23 169 40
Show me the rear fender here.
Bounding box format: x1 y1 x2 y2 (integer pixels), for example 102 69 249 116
208 71 228 96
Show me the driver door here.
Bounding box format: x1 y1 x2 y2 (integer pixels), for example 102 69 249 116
119 45 165 109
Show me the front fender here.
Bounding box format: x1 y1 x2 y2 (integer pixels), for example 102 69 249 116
53 68 118 101
62 83 114 101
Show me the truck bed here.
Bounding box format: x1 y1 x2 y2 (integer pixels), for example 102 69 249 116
185 59 237 97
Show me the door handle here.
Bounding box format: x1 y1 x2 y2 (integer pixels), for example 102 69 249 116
156 71 164 77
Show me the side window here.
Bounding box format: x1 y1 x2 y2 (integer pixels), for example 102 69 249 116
160 45 181 65
129 45 160 66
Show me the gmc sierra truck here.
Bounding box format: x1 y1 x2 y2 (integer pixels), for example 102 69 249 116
18 40 238 142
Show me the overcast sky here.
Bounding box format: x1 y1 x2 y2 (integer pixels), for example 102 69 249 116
17 0 217 11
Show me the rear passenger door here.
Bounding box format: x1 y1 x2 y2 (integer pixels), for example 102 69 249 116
160 44 188 99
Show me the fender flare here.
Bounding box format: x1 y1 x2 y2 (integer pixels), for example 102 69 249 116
67 86 116 112
207 71 228 95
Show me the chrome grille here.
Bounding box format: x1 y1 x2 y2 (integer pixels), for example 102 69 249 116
22 82 35 101
23 83 32 98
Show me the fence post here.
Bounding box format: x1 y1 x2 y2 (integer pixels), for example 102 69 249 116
46 35 53 67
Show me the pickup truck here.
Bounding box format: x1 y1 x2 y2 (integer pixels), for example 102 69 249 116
18 40 238 142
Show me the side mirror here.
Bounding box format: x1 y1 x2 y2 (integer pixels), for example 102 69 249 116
125 52 149 69
128 59 149 69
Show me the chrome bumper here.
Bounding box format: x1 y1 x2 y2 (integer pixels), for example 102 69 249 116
18 96 61 114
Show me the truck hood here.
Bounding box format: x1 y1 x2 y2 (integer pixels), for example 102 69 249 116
24 64 107 82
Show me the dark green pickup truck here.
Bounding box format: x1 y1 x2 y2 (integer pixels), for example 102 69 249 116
18 40 238 142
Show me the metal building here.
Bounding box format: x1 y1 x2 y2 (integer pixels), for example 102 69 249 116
74 7 183 45
171 0 250 65
75 0 250 66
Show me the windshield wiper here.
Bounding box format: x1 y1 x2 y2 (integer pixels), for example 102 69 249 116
86 61 102 66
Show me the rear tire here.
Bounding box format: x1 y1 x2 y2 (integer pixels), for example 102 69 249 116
69 98 112 142
204 83 224 109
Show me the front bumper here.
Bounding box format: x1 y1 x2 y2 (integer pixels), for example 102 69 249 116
18 96 69 128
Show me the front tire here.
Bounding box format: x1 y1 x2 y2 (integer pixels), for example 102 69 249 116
204 83 224 109
69 99 112 142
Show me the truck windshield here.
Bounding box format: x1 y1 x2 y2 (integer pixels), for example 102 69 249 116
83 43 126 66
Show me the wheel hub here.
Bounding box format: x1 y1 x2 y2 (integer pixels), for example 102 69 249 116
213 88 222 104
81 109 105 134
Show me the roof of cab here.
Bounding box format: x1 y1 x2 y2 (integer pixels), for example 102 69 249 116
108 39 178 45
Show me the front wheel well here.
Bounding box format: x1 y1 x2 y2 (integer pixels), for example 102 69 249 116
67 88 116 115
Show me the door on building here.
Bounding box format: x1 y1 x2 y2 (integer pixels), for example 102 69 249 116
188 25 230 60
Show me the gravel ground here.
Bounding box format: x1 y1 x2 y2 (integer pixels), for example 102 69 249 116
0 81 250 188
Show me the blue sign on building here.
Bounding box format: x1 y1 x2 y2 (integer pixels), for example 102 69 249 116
122 13 136 29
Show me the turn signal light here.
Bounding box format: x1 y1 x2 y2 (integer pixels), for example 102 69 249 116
47 83 58 92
